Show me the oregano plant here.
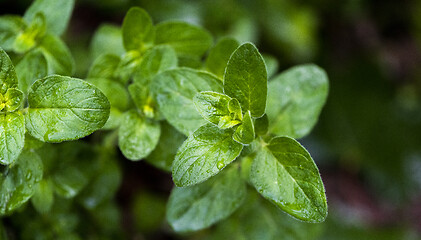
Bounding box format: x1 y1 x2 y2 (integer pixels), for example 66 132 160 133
0 2 331 239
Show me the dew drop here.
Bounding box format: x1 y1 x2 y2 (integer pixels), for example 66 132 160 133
217 161 224 170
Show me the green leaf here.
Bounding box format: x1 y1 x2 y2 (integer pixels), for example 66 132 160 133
31 178 54 214
250 136 327 222
233 110 255 144
90 24 125 60
262 54 279 79
23 0 75 35
16 50 48 94
26 75 110 142
0 112 25 165
146 121 186 172
155 21 212 58
167 165 246 232
0 15 26 51
87 78 129 111
151 68 223 135
3 88 23 112
132 191 166 233
224 43 267 117
13 12 46 53
53 165 88 198
193 91 241 129
118 110 161 161
0 48 18 95
254 114 269 136
87 54 121 80
205 37 239 78
133 45 178 85
0 150 43 215
172 124 243 187
102 108 123 130
122 7 154 52
267 64 329 139
39 34 75 75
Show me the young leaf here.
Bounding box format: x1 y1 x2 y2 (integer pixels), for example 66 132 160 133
0 15 26 51
233 110 255 144
172 124 243 187
146 121 186 172
87 54 121 80
118 110 161 161
250 136 328 222
205 37 240 78
114 50 142 83
23 0 75 36
151 68 223 135
90 24 125 60
31 178 54 214
193 91 241 128
26 75 110 142
133 45 178 85
16 51 48 94
0 112 25 165
155 22 213 58
13 12 46 53
0 150 43 215
122 7 154 51
39 34 75 75
167 165 246 232
0 48 18 94
128 83 158 119
3 88 23 112
224 43 267 117
267 64 329 139
254 114 269 136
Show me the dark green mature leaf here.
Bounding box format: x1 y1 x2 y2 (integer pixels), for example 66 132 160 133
87 78 129 111
233 110 255 144
250 136 327 222
90 24 125 60
172 124 243 187
3 88 23 112
122 7 154 51
26 75 110 142
151 68 223 135
118 110 161 161
87 54 121 80
0 150 43 215
167 165 246 232
31 178 54 214
133 45 178 85
0 48 18 95
146 121 186 172
0 15 26 51
155 22 212 58
205 37 239 78
39 34 75 75
23 0 75 36
267 64 329 139
0 112 25 165
16 51 48 94
53 166 88 198
193 91 241 129
224 43 267 117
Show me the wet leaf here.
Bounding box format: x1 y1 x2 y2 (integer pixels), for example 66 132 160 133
0 112 25 165
233 110 255 144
